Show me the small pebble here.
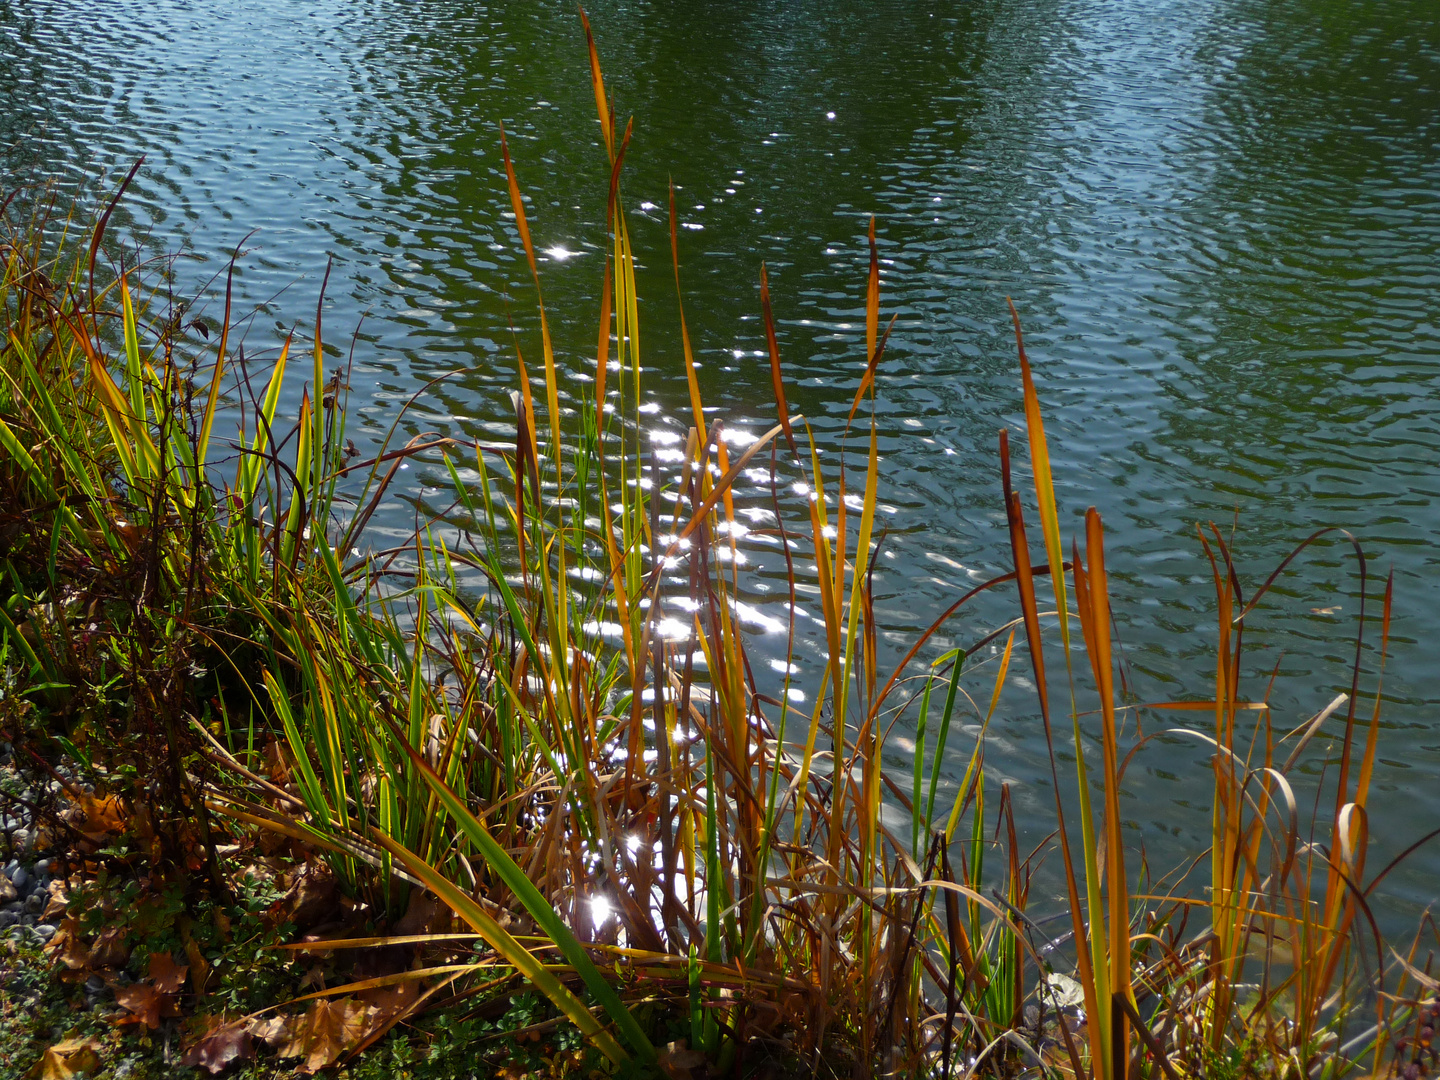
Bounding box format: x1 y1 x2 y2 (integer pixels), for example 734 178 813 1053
0 911 16 930
8 866 25 891
33 923 54 942
24 893 43 914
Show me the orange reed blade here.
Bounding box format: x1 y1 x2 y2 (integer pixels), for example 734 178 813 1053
759 264 798 458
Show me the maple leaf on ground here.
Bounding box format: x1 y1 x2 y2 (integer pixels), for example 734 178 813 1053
147 951 189 994
86 927 130 970
112 982 166 1030
393 887 442 935
247 1013 298 1049
359 980 419 1025
282 863 338 932
27 1037 102 1080
180 1019 254 1076
346 980 422 1059
45 919 89 973
278 998 374 1074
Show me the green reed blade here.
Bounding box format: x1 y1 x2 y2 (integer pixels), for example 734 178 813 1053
386 728 656 1063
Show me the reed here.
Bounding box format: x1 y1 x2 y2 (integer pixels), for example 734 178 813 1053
1 15 1434 1079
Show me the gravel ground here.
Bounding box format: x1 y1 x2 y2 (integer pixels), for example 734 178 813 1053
0 740 66 950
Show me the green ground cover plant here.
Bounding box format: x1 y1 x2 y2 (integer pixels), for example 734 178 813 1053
1 14 1437 1080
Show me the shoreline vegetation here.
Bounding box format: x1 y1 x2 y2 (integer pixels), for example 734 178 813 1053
1 20 1436 1080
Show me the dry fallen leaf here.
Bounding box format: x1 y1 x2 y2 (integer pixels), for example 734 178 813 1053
46 919 89 974
27 1037 102 1080
283 864 338 932
147 951 189 995
393 888 442 936
297 965 327 991
63 794 127 848
180 1019 254 1076
32 821 56 851
42 881 69 921
247 1012 298 1049
359 980 420 1025
278 998 375 1074
263 741 292 787
184 938 211 994
112 982 165 1030
87 927 130 970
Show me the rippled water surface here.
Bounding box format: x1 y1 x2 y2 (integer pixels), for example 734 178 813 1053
4 0 1439 915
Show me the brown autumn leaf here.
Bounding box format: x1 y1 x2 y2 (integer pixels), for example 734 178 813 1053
348 980 422 1055
184 938 211 994
112 982 165 1030
282 863 338 932
358 979 419 1024
26 1037 102 1080
180 1019 254 1076
263 741 292 787
46 918 89 973
278 998 374 1074
66 794 126 845
148 951 189 994
31 820 56 851
393 887 442 936
246 1012 298 1049
297 965 327 991
87 927 130 970
42 880 69 921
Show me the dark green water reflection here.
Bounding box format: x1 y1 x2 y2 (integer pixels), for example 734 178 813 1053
3 0 1438 916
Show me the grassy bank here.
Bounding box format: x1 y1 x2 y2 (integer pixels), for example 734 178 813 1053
1 21 1436 1080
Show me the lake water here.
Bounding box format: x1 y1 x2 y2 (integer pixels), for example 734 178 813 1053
4 0 1438 921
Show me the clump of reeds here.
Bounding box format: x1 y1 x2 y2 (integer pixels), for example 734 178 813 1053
3 12 1438 1080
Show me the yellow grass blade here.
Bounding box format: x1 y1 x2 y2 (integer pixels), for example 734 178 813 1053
499 124 560 468
1355 572 1393 809
760 264 797 458
579 7 614 162
1007 300 1070 657
1083 508 1133 1064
